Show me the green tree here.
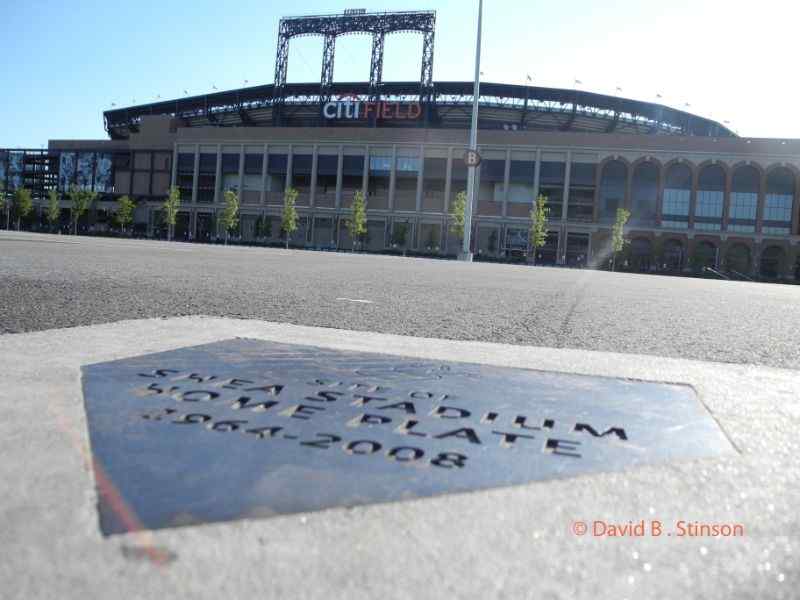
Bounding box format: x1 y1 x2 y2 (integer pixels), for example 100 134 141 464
528 194 550 265
67 185 97 235
449 190 467 242
611 207 631 271
162 186 181 241
281 186 299 249
12 188 32 231
347 190 367 251
46 189 61 232
220 190 240 245
115 195 135 234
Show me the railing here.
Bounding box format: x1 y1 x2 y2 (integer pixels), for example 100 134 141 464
729 269 755 282
702 266 730 280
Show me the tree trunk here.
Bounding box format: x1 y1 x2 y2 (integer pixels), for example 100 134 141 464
225 230 229 245
285 234 289 249
16 218 20 231
611 254 616 272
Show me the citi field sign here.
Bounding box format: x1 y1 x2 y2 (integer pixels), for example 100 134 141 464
322 94 422 121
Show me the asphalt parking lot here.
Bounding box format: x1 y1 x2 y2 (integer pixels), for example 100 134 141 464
2 230 800 370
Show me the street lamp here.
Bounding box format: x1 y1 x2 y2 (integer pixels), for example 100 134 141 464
460 0 483 262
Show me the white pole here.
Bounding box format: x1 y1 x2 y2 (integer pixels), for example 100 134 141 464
460 0 483 261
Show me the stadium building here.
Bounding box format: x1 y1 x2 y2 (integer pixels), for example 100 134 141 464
2 9 799 280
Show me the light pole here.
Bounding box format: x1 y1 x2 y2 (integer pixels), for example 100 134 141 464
460 0 483 261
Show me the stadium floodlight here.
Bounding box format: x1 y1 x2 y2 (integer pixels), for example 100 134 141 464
460 0 483 262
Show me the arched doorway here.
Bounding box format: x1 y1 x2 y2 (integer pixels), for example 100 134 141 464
693 240 717 270
630 237 653 272
662 238 684 271
724 243 752 275
760 245 785 279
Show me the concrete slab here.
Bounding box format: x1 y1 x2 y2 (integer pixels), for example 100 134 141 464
1 317 798 599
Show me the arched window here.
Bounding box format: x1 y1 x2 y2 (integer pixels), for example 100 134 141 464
662 163 691 229
729 166 759 233
631 162 659 225
695 165 725 231
764 168 795 236
599 160 627 220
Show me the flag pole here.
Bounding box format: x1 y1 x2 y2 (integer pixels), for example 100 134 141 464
460 0 483 261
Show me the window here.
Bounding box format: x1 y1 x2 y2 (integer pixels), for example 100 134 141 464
663 190 690 217
694 221 721 231
568 162 595 221
764 167 794 227
368 151 391 202
661 219 689 229
730 193 757 220
695 193 723 217
115 152 133 170
599 160 626 220
341 151 365 204
369 155 392 172
478 158 505 207
631 162 658 224
244 154 263 175
662 164 690 225
764 196 792 222
539 161 564 219
222 174 239 192
422 157 446 195
729 166 758 230
317 155 338 197
198 153 216 174
221 153 240 174
508 158 534 204
267 152 288 192
395 151 420 211
243 175 261 191
695 165 724 229
396 156 420 173
197 153 216 203
291 152 313 192
763 226 790 235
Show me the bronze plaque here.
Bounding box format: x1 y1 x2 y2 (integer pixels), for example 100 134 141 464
81 339 735 535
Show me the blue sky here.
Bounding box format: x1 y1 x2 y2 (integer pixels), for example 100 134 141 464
2 0 799 147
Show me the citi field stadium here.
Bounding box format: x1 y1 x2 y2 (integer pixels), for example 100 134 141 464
3 9 799 279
